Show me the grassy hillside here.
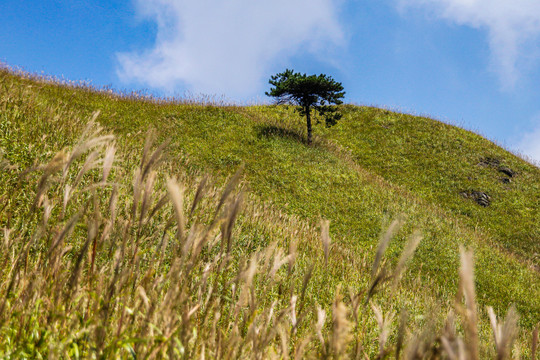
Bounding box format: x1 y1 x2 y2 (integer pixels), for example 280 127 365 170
0 67 538 358
327 106 538 262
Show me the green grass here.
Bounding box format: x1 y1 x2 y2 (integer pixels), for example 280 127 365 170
326 106 538 261
0 67 538 358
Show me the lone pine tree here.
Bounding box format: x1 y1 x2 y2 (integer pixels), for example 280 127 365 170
266 69 345 144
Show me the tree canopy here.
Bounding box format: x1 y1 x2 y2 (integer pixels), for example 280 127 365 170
266 69 345 144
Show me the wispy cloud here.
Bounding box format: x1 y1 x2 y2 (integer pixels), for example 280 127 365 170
116 0 343 98
398 0 540 89
516 116 540 165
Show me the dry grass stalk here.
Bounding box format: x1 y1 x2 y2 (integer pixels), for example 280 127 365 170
288 237 298 274
190 175 208 215
332 298 351 358
166 176 186 244
321 219 331 266
296 263 313 319
391 231 422 289
294 335 311 360
102 142 116 183
290 295 298 331
64 117 113 176
139 170 157 228
222 192 243 255
458 247 479 360
2 227 12 249
33 150 67 211
532 326 538 360
131 167 143 219
316 305 327 348
140 128 156 171
70 149 99 191
141 139 170 180
371 216 404 280
45 211 81 263
487 305 519 360
371 302 394 359
395 309 407 360
214 167 243 221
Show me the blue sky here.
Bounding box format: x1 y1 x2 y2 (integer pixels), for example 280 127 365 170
1 0 539 164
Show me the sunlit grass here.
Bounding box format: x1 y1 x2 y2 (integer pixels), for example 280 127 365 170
0 66 538 358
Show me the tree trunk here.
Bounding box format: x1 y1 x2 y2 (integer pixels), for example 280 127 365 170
305 106 312 144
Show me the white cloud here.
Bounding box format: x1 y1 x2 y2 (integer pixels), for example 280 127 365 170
516 118 540 165
398 0 540 88
116 0 344 98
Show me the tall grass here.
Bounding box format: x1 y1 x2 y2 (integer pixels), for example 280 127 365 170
0 119 535 359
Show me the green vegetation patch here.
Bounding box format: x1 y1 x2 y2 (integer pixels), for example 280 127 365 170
0 68 538 357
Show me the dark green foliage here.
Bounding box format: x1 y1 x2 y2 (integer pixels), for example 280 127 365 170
266 69 345 143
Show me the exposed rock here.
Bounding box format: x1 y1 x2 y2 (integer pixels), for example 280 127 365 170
473 191 491 207
477 157 517 182
499 177 511 184
478 157 500 167
498 166 515 177
461 191 491 207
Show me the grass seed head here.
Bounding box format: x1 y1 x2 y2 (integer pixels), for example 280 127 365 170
458 246 479 360
372 216 404 279
321 219 331 266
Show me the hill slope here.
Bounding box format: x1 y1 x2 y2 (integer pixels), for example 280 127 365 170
0 68 538 357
